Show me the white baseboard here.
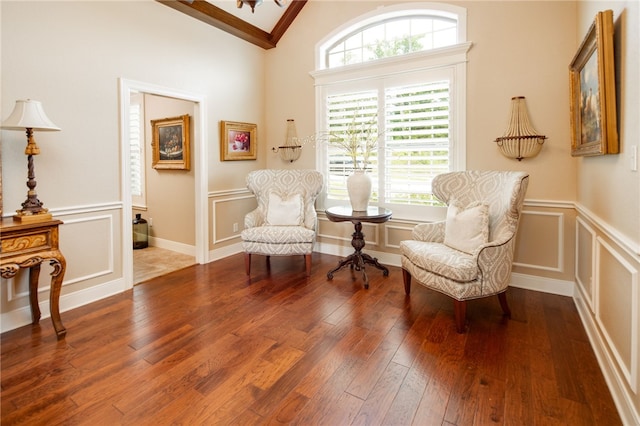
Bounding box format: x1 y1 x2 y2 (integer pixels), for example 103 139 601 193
149 236 195 256
0 278 126 334
510 272 574 296
208 242 244 262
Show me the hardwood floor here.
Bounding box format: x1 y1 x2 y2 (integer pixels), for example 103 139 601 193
1 253 621 425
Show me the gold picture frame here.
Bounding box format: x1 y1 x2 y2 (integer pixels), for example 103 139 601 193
569 10 618 157
151 114 191 170
220 120 257 161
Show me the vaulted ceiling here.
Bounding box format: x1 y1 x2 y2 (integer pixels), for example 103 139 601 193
157 0 307 49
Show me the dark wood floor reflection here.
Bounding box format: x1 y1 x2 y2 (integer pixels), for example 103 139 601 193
1 253 621 425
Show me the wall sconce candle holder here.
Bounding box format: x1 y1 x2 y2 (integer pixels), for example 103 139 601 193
495 96 547 161
272 119 302 163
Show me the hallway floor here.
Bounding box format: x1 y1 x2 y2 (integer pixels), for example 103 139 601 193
133 246 195 285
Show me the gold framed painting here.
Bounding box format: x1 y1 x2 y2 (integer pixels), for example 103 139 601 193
151 114 191 170
220 120 257 161
569 9 618 157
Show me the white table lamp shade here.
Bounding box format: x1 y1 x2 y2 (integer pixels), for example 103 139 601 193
2 99 60 131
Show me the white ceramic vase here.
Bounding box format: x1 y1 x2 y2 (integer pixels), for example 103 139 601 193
347 169 372 211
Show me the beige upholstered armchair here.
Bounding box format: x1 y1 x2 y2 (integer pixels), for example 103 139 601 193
400 171 529 332
241 169 324 277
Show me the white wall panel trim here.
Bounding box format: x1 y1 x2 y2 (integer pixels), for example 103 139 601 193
211 195 255 244
6 214 116 302
574 291 640 426
523 199 574 209
575 217 596 313
209 188 251 198
514 210 564 273
385 223 415 249
595 236 638 393
46 202 123 216
577 203 640 256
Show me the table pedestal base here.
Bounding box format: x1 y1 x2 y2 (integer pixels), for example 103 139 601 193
326 222 389 289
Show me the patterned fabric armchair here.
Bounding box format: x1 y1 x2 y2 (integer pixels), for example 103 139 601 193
241 169 324 277
400 171 529 332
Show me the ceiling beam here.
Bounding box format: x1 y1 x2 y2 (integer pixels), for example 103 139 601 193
157 0 307 50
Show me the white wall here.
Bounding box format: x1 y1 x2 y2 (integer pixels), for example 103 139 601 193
572 2 640 424
1 0 266 329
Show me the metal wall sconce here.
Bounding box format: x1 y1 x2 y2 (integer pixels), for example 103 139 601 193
272 119 302 163
495 96 547 161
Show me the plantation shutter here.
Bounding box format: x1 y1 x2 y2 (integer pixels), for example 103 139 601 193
384 80 450 206
129 101 145 207
326 90 379 201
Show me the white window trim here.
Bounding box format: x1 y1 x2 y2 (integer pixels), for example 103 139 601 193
311 42 472 222
315 2 468 71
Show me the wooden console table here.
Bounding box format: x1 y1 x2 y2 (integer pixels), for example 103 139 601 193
0 218 67 339
325 206 392 289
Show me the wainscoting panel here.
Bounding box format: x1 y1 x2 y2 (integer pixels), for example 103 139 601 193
514 210 564 272
1 204 124 333
596 237 638 393
576 217 596 312
210 191 255 246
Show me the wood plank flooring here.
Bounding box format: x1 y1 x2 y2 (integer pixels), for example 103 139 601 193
1 252 621 425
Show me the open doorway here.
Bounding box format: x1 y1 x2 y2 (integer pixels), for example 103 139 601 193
130 93 196 284
119 79 208 290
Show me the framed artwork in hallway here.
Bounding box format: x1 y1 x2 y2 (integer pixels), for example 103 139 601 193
151 114 191 170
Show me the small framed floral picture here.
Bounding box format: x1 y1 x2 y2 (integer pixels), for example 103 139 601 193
220 120 257 161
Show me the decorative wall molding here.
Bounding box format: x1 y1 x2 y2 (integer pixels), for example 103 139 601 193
575 290 640 426
211 194 255 244
576 202 640 257
209 188 251 198
595 237 638 393
514 210 565 273
6 213 116 302
41 202 123 217
575 216 597 313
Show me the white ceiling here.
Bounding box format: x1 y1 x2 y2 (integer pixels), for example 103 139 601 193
213 0 291 32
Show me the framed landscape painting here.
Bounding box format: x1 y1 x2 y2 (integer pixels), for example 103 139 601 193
569 10 618 157
151 114 191 170
220 121 257 161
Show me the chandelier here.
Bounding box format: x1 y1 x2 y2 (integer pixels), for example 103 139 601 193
237 0 285 13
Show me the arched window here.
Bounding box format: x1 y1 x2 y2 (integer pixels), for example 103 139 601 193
323 14 458 69
312 3 470 220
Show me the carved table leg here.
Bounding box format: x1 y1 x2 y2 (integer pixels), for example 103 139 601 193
28 263 42 324
48 252 67 339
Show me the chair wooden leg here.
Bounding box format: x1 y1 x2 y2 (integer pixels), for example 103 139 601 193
305 254 312 277
498 292 511 319
454 300 467 333
402 269 412 295
244 253 251 276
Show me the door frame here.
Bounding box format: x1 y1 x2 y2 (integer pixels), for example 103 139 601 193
119 78 208 289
